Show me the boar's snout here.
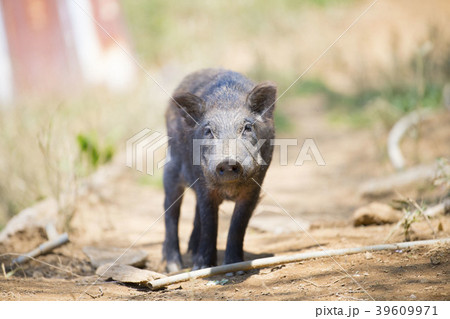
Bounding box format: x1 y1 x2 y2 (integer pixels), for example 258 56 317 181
215 158 243 182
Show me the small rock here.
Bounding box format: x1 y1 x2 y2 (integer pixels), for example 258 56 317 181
410 294 417 299
206 278 229 286
236 270 245 275
365 252 373 260
353 202 402 226
218 278 229 285
430 256 441 265
225 272 234 277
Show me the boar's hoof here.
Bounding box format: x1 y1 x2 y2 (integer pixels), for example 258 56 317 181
166 260 183 273
192 263 214 271
192 255 216 270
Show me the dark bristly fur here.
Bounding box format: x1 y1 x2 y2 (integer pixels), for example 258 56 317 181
163 68 277 272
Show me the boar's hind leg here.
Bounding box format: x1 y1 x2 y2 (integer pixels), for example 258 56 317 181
162 165 184 273
188 202 201 255
224 191 260 264
192 192 220 270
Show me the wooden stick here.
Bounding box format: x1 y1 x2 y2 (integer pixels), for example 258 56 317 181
147 237 450 290
45 223 59 240
424 199 450 217
12 233 69 265
387 109 430 170
359 163 438 197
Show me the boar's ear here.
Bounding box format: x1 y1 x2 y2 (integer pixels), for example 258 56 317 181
172 92 205 126
247 81 277 118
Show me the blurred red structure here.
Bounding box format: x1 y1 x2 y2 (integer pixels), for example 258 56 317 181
0 0 136 105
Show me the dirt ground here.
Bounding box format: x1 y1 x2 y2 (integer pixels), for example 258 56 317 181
1 94 449 301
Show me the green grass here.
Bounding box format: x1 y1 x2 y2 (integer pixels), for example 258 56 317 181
77 132 115 173
286 76 445 127
335 85 443 127
274 109 294 133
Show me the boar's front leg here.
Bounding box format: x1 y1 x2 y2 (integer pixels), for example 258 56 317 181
224 189 260 264
162 163 185 273
192 191 220 270
188 202 201 255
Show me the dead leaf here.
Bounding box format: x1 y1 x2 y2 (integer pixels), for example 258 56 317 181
96 263 166 286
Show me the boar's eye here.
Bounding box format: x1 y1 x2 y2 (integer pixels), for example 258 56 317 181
243 123 253 133
204 127 213 137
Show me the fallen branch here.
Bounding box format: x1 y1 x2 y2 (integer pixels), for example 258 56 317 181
11 233 69 265
45 223 59 240
147 237 450 290
360 163 440 197
424 199 450 217
387 109 431 170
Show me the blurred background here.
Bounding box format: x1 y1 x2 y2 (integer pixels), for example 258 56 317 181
0 0 449 230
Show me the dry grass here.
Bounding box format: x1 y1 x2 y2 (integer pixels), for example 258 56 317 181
0 85 164 229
